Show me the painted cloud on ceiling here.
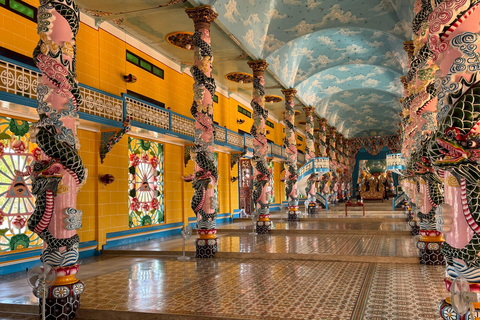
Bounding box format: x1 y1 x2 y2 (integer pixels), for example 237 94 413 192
197 0 414 137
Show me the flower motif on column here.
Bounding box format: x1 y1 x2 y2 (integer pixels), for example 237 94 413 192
317 118 328 158
247 60 271 234
303 106 317 208
282 89 299 221
185 5 218 258
29 0 86 318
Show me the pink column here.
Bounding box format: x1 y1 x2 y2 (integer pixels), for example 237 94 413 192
282 89 299 221
247 60 272 234
29 0 86 318
317 118 329 197
185 6 218 258
303 106 317 214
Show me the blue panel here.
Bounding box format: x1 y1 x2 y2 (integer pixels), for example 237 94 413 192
0 91 37 108
103 228 182 249
107 222 184 239
0 242 98 275
79 112 124 128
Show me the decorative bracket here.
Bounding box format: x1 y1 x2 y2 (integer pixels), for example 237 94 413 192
230 147 247 169
184 145 194 167
100 118 131 164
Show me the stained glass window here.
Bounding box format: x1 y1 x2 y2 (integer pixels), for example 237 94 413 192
128 137 164 227
268 161 275 204
0 116 42 252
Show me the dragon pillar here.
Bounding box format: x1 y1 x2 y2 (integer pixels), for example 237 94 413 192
29 0 87 318
317 118 329 198
417 0 480 317
247 60 271 234
185 5 218 258
414 145 445 265
282 89 299 221
303 106 317 214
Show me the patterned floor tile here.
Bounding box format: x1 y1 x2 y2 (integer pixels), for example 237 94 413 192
0 202 448 319
360 264 447 320
109 233 418 258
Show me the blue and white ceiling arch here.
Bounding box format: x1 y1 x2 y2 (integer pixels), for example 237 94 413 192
317 89 402 137
198 0 414 137
266 28 407 87
296 64 403 105
78 0 415 138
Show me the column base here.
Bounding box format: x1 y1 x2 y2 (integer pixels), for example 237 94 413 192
288 212 299 221
439 298 480 319
308 204 317 215
195 238 217 258
288 207 299 221
256 220 271 234
409 220 419 236
35 280 85 320
416 240 445 265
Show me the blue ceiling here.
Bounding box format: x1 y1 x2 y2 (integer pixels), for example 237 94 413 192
198 0 412 137
79 0 414 138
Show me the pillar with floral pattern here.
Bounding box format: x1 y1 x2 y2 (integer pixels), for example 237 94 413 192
282 89 299 221
328 127 338 200
247 60 272 233
317 118 329 196
28 0 87 318
303 106 317 214
185 5 218 258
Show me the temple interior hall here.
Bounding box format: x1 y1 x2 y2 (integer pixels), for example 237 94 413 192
1 0 479 319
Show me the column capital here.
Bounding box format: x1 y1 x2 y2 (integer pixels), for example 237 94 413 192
328 126 337 135
317 117 327 127
185 5 218 30
403 40 415 60
302 106 315 116
400 76 408 90
247 60 269 76
281 88 297 100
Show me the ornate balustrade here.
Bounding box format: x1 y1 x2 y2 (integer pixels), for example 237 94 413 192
171 113 195 138
81 86 123 122
0 55 291 160
0 56 39 101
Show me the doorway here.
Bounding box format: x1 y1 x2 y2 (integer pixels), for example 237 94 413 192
239 159 253 215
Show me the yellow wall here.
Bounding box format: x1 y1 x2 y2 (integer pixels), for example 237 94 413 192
217 152 231 214
0 6 300 147
163 143 185 225
274 161 285 203
229 162 239 213
0 7 306 251
0 6 37 57
76 130 99 243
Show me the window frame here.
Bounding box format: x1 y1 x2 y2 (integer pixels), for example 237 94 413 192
237 105 251 118
0 0 37 22
126 50 164 80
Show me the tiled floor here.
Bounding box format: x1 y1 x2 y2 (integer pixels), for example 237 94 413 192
107 233 418 259
217 220 411 232
0 202 450 319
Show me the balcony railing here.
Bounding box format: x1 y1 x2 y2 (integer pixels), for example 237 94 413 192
0 56 290 160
